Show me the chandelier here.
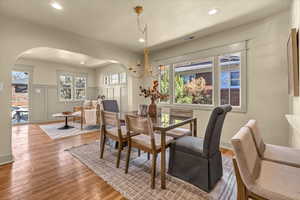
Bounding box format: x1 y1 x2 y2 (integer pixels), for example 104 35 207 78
128 3 152 76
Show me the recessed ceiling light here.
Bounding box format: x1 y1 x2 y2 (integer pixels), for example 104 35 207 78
80 61 85 65
139 38 145 43
51 2 63 10
208 8 218 15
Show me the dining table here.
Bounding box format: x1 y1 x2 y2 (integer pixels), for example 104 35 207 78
119 111 197 189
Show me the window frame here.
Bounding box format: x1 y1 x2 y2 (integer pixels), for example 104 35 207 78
74 76 87 101
156 41 247 112
57 71 88 102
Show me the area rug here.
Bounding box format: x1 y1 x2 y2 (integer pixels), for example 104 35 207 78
39 122 99 139
67 142 236 200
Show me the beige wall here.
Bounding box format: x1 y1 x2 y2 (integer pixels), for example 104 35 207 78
0 15 141 165
16 58 97 87
289 0 300 148
150 11 290 147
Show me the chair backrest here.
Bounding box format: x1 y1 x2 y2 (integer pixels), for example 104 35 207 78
203 105 232 157
170 108 193 118
100 110 120 127
231 127 261 190
102 100 119 113
244 120 265 157
125 115 155 150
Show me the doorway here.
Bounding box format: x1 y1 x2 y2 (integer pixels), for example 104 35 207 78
11 71 30 124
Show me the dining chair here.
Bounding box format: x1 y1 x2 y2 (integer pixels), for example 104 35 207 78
165 108 193 139
102 100 120 113
124 114 174 189
168 105 232 192
100 110 134 168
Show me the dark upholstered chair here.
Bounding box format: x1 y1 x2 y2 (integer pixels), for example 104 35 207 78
168 105 232 192
102 100 120 113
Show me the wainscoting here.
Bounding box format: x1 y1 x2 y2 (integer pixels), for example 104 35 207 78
30 84 98 123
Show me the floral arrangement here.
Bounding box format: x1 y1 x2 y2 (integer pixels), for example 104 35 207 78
139 80 168 103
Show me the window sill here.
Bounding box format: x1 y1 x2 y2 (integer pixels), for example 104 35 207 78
157 103 246 113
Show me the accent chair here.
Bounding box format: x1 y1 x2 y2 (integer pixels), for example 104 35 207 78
245 119 300 168
168 105 232 192
231 126 300 200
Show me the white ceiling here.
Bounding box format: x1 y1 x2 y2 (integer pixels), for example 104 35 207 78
19 47 118 68
0 0 291 52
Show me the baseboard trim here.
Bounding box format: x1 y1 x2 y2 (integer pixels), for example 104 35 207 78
0 154 14 166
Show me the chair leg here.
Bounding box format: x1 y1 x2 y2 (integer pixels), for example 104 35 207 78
147 152 150 160
100 133 106 159
151 153 157 189
116 141 122 168
125 140 132 174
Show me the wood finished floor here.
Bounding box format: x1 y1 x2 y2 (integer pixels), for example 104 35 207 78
0 124 233 200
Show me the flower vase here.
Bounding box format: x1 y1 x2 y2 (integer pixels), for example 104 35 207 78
148 99 157 118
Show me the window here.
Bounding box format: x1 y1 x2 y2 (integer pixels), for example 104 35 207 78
58 72 87 101
74 77 87 100
159 65 170 103
174 58 213 105
104 72 127 86
110 74 119 84
59 75 73 101
104 76 109 85
157 42 246 111
119 72 127 84
219 52 241 106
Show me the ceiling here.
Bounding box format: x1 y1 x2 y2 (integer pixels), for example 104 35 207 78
19 47 118 68
0 0 291 52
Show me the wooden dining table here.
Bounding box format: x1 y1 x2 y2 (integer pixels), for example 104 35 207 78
119 111 197 189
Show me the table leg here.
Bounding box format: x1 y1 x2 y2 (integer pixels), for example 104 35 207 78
65 116 68 127
193 118 197 137
58 116 74 130
160 130 166 189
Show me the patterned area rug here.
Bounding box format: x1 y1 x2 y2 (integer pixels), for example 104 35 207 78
39 122 99 139
67 142 236 200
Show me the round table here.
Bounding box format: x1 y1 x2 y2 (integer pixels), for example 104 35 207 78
52 112 75 130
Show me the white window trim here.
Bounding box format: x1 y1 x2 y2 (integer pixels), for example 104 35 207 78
74 76 87 101
104 72 127 86
57 71 88 102
156 41 247 113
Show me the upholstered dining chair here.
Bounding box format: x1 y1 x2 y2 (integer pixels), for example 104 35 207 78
102 100 119 113
168 105 232 192
232 127 300 200
245 119 300 168
100 110 135 168
124 114 174 189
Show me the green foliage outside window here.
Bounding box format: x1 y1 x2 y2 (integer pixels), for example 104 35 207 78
159 67 169 102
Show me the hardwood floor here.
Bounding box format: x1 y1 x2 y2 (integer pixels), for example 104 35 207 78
0 124 233 200
0 124 125 200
